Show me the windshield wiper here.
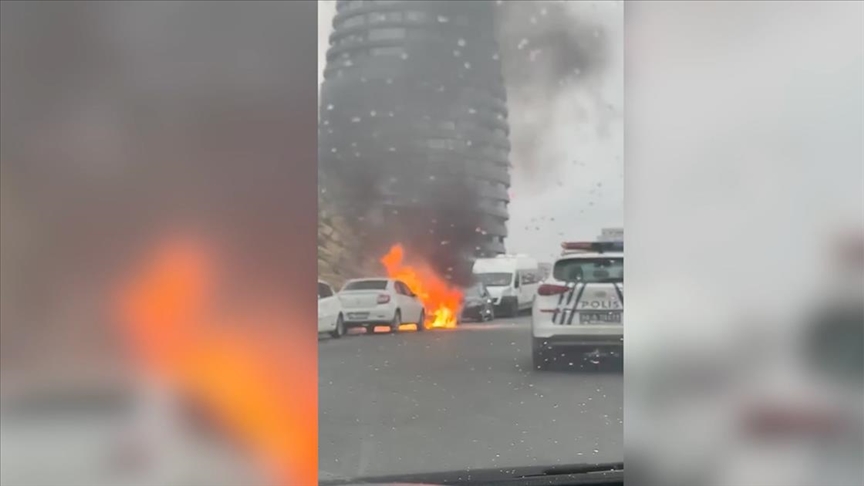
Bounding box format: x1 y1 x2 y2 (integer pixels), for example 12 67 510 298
522 461 624 477
319 461 623 485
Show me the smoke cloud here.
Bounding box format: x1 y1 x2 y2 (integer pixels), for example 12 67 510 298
497 1 619 189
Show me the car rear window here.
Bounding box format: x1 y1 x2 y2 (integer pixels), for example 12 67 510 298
553 257 623 284
343 280 388 291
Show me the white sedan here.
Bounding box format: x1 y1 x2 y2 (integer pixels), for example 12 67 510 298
338 278 426 333
318 280 345 338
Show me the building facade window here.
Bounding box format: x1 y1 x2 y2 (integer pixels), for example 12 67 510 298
368 12 387 23
342 15 364 28
370 46 405 56
405 11 427 22
368 28 406 41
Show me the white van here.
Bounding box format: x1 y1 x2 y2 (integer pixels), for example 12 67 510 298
472 255 541 317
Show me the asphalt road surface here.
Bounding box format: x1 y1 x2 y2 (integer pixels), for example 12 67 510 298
318 314 623 481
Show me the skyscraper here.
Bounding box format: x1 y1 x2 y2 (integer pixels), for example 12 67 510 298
319 0 511 282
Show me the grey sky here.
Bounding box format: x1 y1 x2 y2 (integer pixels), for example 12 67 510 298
318 1 623 262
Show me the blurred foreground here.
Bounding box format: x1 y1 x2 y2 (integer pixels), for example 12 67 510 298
625 2 863 485
1 2 316 485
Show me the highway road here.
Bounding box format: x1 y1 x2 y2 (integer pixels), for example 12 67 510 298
318 315 623 481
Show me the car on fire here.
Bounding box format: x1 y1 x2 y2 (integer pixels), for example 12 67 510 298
531 241 624 370
459 282 495 323
338 278 426 333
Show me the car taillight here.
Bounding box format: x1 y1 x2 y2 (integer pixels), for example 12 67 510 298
377 294 391 304
538 284 569 296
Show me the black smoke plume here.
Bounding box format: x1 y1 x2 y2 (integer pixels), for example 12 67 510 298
497 1 616 187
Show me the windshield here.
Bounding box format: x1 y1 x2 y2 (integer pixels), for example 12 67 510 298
554 257 624 284
475 272 513 287
463 284 484 298
342 280 388 291
317 0 623 480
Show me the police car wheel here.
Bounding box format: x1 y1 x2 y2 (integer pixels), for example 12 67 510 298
532 349 549 370
532 339 550 370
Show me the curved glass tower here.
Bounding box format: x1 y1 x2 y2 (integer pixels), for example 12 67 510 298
320 0 511 279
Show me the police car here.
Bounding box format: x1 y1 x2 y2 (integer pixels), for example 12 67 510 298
531 241 624 370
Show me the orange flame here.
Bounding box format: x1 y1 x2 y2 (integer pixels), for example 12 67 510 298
116 236 316 486
380 244 463 329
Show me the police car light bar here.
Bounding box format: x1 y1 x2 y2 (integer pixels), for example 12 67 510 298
561 241 624 253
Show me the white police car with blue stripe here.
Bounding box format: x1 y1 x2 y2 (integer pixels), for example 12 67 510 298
531 241 624 370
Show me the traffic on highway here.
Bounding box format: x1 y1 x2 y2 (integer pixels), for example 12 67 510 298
318 239 625 372
318 232 625 482
316 2 625 481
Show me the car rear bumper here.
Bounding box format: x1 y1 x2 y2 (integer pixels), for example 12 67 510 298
532 333 624 348
531 312 623 344
344 320 394 328
461 305 491 319
342 307 395 327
